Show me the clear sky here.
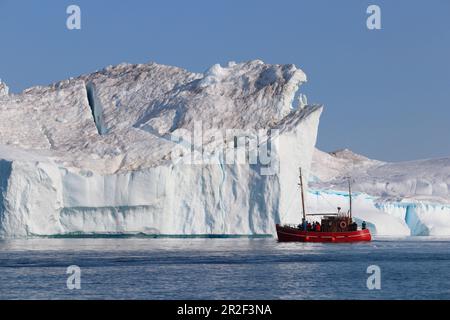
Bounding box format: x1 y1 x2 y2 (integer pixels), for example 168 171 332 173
1 0 449 162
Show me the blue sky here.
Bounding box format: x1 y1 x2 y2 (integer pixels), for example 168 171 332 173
0 0 449 162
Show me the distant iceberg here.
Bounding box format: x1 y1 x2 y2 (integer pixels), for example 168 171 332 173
310 149 450 236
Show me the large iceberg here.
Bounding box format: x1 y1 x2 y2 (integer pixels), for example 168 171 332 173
310 149 450 236
0 61 323 238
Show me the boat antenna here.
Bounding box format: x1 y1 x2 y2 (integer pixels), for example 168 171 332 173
299 167 306 222
348 177 352 220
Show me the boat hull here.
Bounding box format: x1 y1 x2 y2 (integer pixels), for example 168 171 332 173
276 224 372 243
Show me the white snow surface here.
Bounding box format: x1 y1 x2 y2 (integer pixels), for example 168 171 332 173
310 149 450 236
0 60 323 238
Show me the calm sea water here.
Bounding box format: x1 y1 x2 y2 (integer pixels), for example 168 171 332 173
1 237 449 300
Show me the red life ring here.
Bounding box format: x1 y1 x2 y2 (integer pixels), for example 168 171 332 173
339 221 347 229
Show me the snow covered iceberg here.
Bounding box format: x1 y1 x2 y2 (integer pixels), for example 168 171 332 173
0 61 323 238
310 149 450 236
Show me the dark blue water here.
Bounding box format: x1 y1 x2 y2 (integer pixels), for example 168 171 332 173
1 237 449 299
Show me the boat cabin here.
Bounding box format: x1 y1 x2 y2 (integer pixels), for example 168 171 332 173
320 215 358 232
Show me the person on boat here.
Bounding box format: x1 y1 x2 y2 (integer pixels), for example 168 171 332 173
315 222 321 232
362 221 367 230
307 222 312 231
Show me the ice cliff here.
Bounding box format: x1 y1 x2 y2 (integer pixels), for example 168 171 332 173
0 60 323 238
310 149 450 236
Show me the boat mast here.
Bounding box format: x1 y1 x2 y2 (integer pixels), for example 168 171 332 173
348 177 352 220
299 168 306 222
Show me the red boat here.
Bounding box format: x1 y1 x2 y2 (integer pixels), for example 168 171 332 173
276 168 372 243
276 225 371 243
